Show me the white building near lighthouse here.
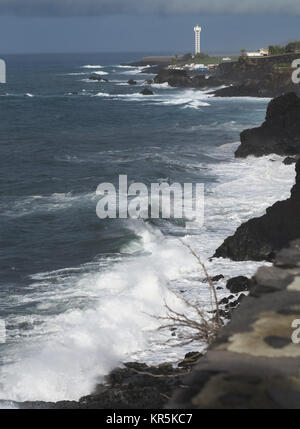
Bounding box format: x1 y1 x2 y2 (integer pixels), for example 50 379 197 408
194 25 202 55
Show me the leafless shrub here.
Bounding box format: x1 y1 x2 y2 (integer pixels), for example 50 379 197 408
154 241 223 348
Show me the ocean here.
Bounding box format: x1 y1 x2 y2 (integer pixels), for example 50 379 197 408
0 52 296 404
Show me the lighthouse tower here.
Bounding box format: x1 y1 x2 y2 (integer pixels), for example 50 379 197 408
194 25 202 55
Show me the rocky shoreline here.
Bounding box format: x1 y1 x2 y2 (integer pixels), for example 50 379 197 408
215 93 300 262
10 87 300 409
13 279 247 409
170 239 300 409
149 53 300 98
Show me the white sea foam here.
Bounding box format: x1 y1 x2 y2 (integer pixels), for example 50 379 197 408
0 229 190 402
0 154 296 402
183 100 211 109
81 79 107 83
149 82 173 89
119 65 154 76
65 72 88 76
92 71 108 76
81 65 103 69
2 192 97 218
93 88 213 109
94 92 111 97
0 401 19 409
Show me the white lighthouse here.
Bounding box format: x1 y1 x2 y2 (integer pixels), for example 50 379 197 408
194 25 202 55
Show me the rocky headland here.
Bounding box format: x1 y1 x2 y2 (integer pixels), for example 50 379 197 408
152 53 300 98
153 69 225 89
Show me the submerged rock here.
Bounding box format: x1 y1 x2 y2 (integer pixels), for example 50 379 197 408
140 88 154 95
214 159 300 262
88 75 108 82
128 79 137 85
235 93 300 158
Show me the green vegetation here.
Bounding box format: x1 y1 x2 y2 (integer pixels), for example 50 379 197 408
269 41 300 56
273 63 292 68
286 41 300 53
182 53 193 62
193 52 210 61
269 45 286 55
176 52 238 66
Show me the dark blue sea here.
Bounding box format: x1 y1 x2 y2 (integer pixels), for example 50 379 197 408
0 53 295 403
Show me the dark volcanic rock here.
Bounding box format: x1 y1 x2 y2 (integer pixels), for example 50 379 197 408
203 274 224 283
191 75 225 89
128 79 137 85
154 69 224 90
226 276 251 293
152 54 300 96
235 93 300 158
283 156 297 165
15 361 190 409
211 274 225 282
140 88 154 95
154 69 193 88
178 352 204 369
88 75 108 82
213 72 297 98
212 54 300 98
170 240 300 409
214 159 300 262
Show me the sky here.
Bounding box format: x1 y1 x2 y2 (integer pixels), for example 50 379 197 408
0 0 299 54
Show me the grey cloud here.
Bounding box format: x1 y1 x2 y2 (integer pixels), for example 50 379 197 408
0 0 299 16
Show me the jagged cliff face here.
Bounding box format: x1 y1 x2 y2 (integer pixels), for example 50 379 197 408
214 93 300 262
213 54 300 98
236 93 300 158
217 53 300 82
153 54 300 98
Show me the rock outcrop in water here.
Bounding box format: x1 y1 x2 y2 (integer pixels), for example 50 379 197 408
140 88 154 95
88 75 108 82
170 240 300 409
154 69 193 88
153 69 225 89
235 93 300 158
214 159 300 262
